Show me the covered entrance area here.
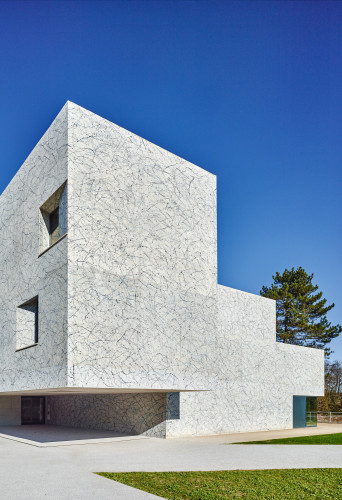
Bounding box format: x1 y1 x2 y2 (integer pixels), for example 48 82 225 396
1 387 184 439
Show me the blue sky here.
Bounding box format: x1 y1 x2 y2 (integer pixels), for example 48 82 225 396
1 1 341 360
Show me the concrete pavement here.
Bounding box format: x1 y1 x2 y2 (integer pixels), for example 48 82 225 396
0 424 341 499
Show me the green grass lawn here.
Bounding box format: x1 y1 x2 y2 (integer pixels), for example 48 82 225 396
97 469 342 499
232 432 342 445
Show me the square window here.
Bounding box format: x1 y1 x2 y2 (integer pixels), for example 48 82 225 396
39 181 67 254
16 297 39 351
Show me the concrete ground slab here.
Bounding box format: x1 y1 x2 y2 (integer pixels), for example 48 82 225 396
0 424 341 499
0 424 148 447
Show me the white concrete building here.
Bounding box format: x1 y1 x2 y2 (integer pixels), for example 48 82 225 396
0 102 324 437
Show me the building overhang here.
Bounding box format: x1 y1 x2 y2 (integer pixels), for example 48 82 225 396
0 387 210 396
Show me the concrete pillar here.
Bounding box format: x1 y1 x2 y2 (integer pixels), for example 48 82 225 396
0 396 21 425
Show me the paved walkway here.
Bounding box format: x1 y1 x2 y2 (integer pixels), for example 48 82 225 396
0 424 341 499
210 423 342 443
0 424 149 447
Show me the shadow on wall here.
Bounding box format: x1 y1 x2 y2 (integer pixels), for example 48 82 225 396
46 392 180 438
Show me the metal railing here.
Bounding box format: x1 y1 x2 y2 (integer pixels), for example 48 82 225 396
308 412 342 424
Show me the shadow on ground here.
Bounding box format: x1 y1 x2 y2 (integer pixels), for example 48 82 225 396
0 424 144 445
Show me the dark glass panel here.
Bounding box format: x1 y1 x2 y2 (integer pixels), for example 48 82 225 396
306 397 317 427
293 396 306 428
49 206 59 245
21 397 45 424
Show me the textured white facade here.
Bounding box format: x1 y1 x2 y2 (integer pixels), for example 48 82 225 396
0 102 324 437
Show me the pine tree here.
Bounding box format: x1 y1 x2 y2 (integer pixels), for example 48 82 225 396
260 267 341 355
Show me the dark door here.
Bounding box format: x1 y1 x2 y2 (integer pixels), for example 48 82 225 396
293 396 306 428
21 397 45 424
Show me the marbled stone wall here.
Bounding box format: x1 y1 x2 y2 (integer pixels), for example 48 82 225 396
46 393 167 437
0 105 68 393
66 102 217 391
165 286 325 437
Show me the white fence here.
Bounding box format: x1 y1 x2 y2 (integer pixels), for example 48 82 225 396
314 412 342 424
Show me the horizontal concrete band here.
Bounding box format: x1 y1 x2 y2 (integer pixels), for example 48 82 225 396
0 387 208 396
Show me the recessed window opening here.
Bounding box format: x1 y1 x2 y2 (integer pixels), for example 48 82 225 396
39 181 67 254
16 296 39 351
49 206 60 246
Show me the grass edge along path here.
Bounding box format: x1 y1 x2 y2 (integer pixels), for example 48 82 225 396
231 432 342 445
96 469 342 499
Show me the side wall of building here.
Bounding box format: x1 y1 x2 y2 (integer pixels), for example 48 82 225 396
66 102 218 392
64 103 323 436
165 286 325 437
0 105 69 393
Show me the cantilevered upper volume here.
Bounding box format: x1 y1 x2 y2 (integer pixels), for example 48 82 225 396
0 101 217 394
0 103 324 436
